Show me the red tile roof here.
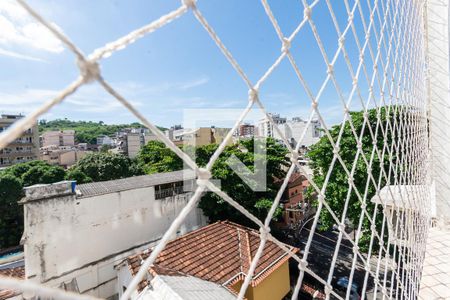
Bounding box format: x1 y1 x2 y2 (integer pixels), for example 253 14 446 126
0 266 25 300
127 221 298 291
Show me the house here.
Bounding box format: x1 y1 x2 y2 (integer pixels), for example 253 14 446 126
117 221 299 300
277 172 311 228
40 145 90 168
18 170 206 299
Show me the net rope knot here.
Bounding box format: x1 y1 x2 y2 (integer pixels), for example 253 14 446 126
290 152 299 164
298 259 308 271
281 37 291 53
248 88 258 103
303 6 312 20
181 0 196 9
196 168 211 186
324 284 332 295
77 58 100 83
259 227 270 240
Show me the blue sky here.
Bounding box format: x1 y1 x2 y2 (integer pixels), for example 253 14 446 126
0 0 377 128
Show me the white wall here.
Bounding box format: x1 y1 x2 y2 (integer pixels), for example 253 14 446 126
22 182 206 298
427 0 450 222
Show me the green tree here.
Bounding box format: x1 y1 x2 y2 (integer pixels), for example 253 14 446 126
0 174 24 248
65 167 93 184
72 152 143 182
2 160 66 187
306 107 397 251
137 141 183 174
137 138 288 226
197 138 288 226
39 119 166 144
22 164 66 187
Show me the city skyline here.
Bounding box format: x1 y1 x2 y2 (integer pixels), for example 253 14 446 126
0 0 369 128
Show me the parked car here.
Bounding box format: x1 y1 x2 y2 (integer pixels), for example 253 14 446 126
335 277 361 300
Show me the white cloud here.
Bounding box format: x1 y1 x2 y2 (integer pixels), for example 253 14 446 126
178 77 209 90
0 47 46 62
0 0 64 61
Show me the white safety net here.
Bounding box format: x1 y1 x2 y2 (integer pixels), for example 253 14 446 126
0 0 431 300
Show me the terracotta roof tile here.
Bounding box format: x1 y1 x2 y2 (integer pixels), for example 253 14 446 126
0 266 25 300
127 221 298 291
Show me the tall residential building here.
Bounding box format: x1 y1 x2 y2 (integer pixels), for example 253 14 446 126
115 128 157 158
236 123 255 137
0 114 39 167
257 114 322 148
41 130 75 148
256 113 287 138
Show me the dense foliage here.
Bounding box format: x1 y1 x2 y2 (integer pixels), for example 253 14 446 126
306 107 396 251
0 161 66 248
137 139 288 226
2 160 66 187
67 152 143 183
38 119 165 144
0 174 24 249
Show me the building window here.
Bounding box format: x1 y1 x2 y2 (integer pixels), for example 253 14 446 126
154 181 189 199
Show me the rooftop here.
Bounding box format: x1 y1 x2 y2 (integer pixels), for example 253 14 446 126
147 274 236 300
76 170 195 198
126 221 298 292
0 266 24 300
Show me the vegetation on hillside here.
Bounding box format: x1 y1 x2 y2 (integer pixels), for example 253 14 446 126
38 119 165 144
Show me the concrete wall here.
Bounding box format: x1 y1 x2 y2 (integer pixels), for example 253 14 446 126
427 0 450 222
22 181 206 298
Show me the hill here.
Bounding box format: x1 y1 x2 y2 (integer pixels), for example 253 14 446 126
38 119 166 144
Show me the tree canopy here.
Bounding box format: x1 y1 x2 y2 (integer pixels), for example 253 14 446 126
306 107 396 250
137 138 288 227
2 160 66 187
0 174 23 249
67 152 143 182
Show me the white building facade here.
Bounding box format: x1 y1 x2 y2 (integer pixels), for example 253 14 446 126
257 114 322 148
20 170 206 299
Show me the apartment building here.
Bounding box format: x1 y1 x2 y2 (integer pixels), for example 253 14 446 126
236 123 255 138
0 114 39 167
168 126 232 147
41 130 75 148
257 114 322 148
115 128 158 158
